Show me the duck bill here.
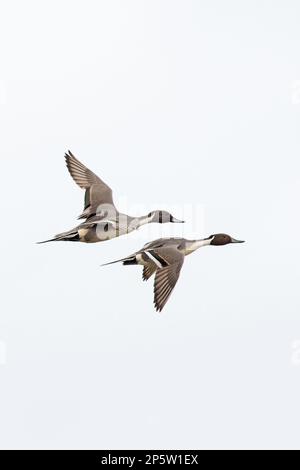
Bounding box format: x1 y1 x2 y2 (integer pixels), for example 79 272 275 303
171 217 185 223
231 238 245 243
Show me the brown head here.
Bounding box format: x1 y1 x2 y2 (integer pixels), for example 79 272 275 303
207 233 245 246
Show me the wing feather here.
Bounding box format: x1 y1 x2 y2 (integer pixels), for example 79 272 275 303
152 247 184 312
142 264 157 281
65 150 116 219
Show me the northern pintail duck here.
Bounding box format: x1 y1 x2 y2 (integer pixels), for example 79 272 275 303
38 151 184 244
103 234 245 312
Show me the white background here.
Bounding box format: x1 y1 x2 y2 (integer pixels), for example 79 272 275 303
0 0 300 450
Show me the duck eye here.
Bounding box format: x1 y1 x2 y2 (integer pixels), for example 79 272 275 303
148 212 153 217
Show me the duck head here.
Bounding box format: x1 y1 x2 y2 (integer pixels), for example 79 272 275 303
147 210 185 224
206 233 245 245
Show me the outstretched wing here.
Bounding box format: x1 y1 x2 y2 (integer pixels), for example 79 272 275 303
65 150 116 219
152 247 184 312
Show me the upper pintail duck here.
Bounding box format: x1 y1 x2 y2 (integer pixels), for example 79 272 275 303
38 151 184 244
103 234 245 312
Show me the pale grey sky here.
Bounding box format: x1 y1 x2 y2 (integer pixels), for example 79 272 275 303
1 0 300 450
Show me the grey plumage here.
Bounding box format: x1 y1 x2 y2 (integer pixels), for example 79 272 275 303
65 150 115 220
102 234 244 312
38 151 184 244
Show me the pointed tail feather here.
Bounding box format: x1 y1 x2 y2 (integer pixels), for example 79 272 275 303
36 238 58 244
37 230 80 244
101 258 124 267
101 255 137 267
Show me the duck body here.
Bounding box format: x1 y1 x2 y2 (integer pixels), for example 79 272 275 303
103 234 244 312
42 213 149 244
38 151 184 244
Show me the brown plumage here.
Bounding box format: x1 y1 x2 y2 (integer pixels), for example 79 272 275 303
142 264 156 281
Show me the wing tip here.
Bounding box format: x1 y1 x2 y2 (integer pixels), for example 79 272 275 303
64 150 76 163
154 300 164 313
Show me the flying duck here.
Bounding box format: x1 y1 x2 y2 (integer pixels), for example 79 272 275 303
103 234 245 312
38 151 184 244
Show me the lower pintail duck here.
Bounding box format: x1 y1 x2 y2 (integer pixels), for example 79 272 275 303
38 151 184 244
103 234 245 312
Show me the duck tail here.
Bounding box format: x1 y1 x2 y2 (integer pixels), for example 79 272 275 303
101 255 137 267
37 229 80 244
36 237 58 244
